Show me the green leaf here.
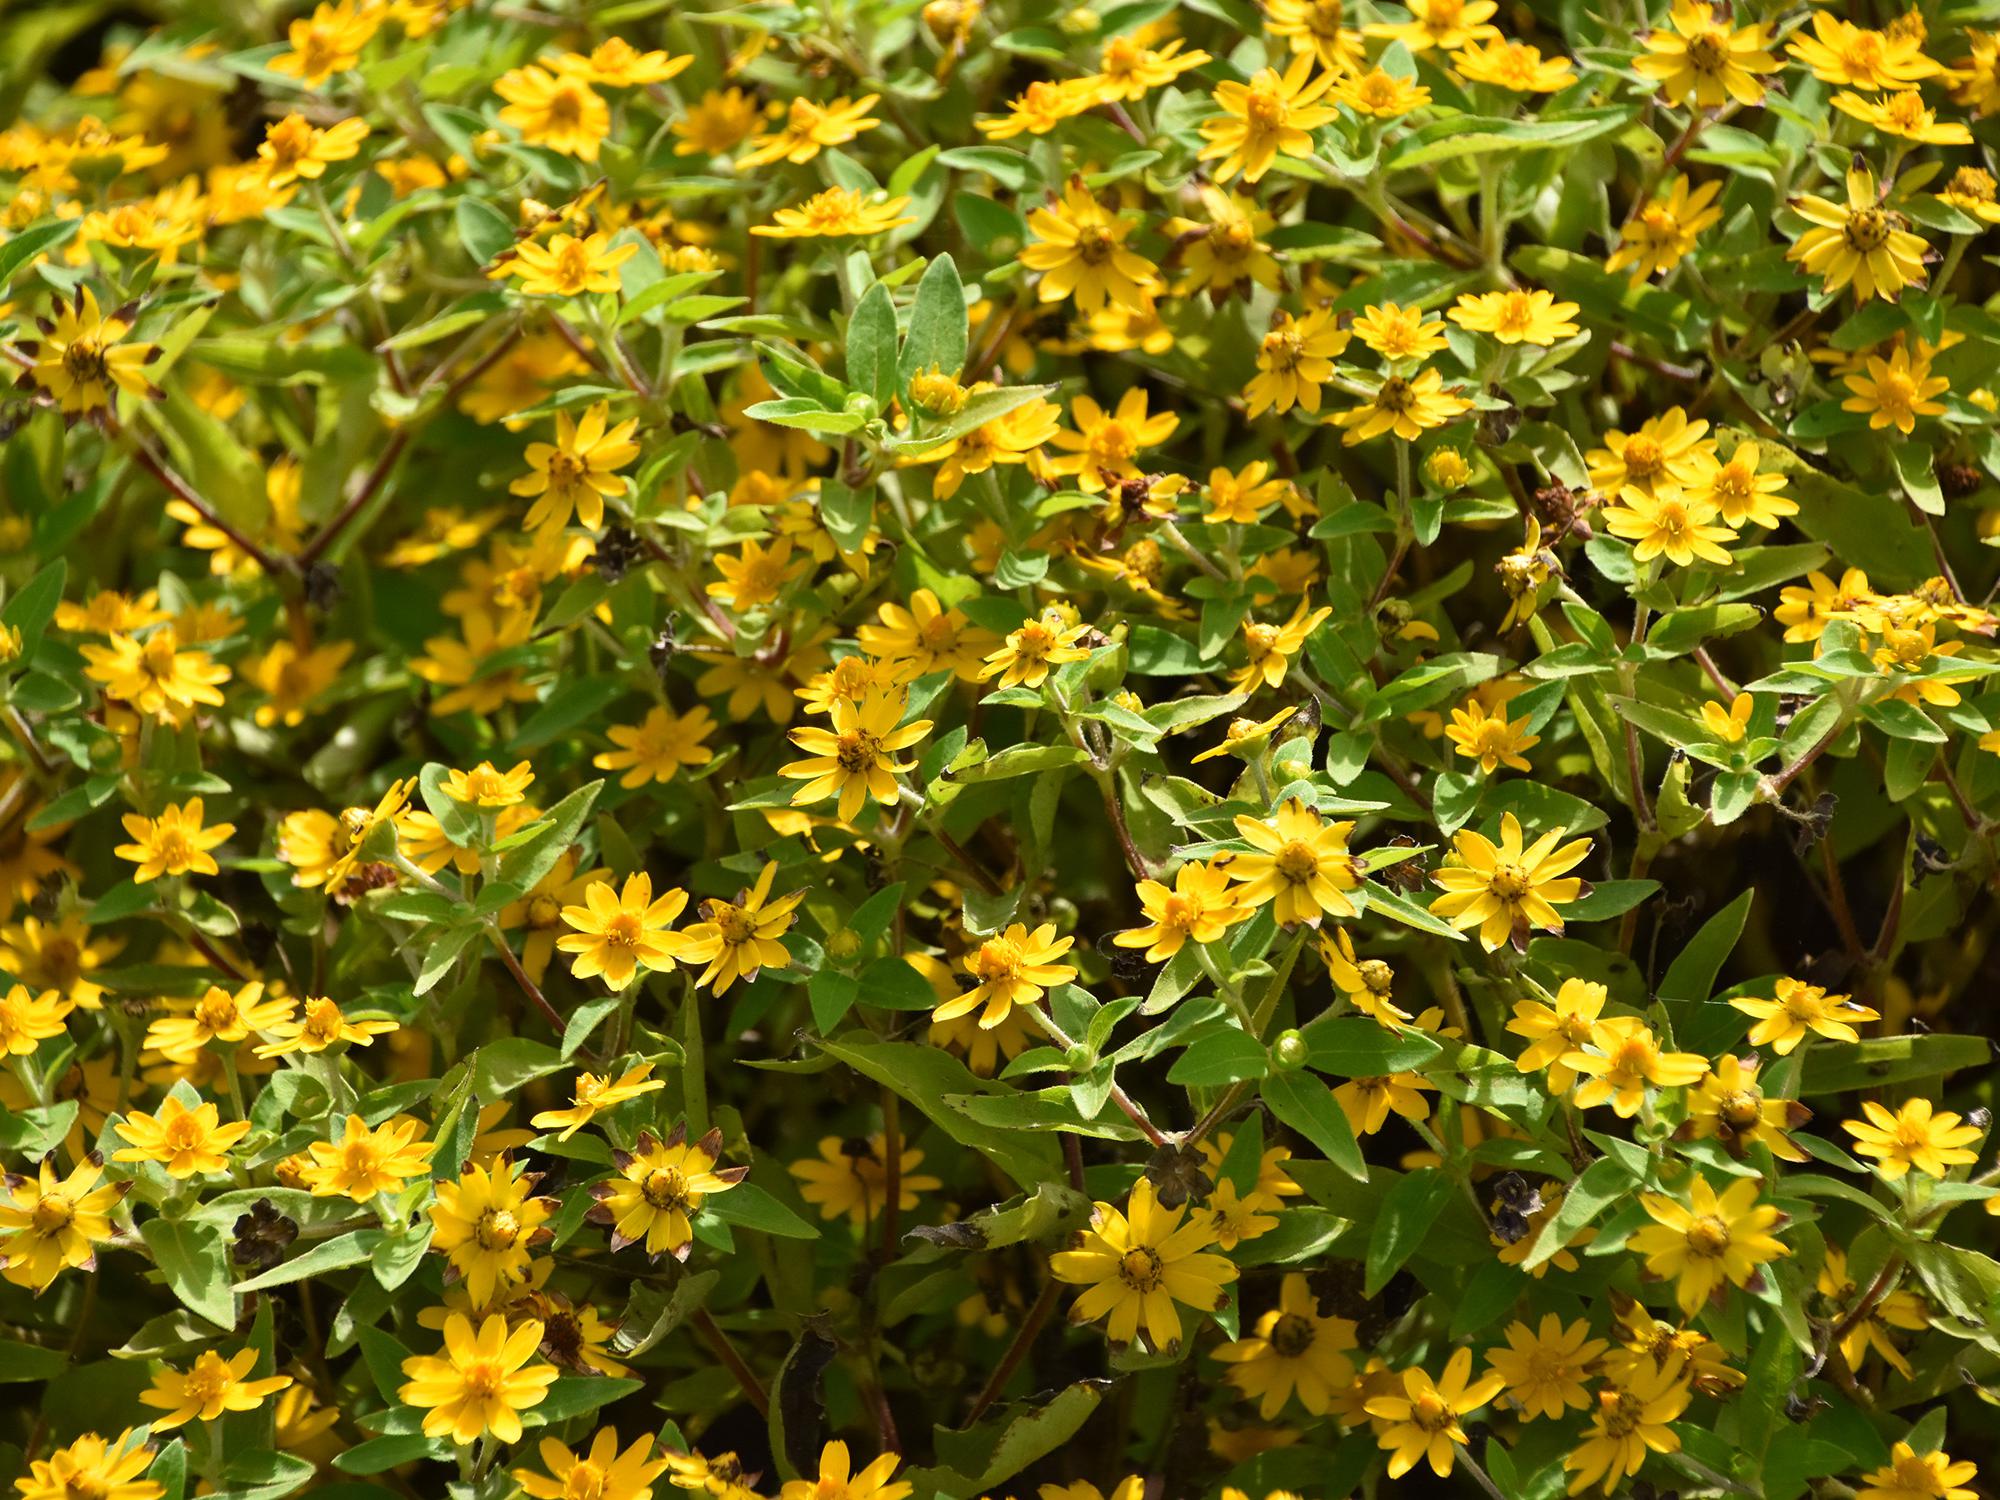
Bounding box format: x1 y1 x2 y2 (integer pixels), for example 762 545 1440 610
1 558 66 664
496 779 604 893
1801 1034 1988 1093
0 219 81 287
234 1229 385 1292
907 1382 1104 1497
708 1183 820 1239
1521 1157 1631 1270
455 198 515 268
1166 1024 1269 1085
1365 1168 1454 1294
1297 1017 1441 1076
0 1338 65 1382
846 281 899 411
900 251 967 389
139 1217 236 1329
818 475 875 553
1262 1069 1366 1180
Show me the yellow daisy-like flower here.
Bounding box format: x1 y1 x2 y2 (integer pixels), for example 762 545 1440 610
1855 1444 1979 1500
270 0 380 84
1486 1313 1607 1420
1585 406 1714 499
777 1443 911 1500
1633 1 1779 107
1022 179 1160 315
112 1095 250 1177
494 65 610 159
1685 1053 1810 1161
1451 36 1574 92
706 536 810 611
300 1113 436 1200
531 1062 667 1141
1050 1175 1238 1350
977 78 1096 139
10 1430 161 1500
257 113 368 187
936 921 1078 1029
515 1430 673 1500
1842 345 1950 435
1198 53 1340 184
678 861 805 993
1112 860 1250 962
0 1156 128 1291
981 611 1092 689
1364 0 1499 53
1045 388 1179 492
254 995 400 1056
1351 301 1449 362
398 1312 561 1445
1448 287 1581 346
442 759 535 808
142 981 293 1063
1690 441 1796 529
1566 1016 1708 1117
139 1349 293 1429
1445 699 1540 775
429 1155 557 1306
594 705 718 788
1832 88 1972 144
1605 176 1723 282
789 1132 940 1225
1221 797 1362 926
781 691 934 823
1630 1176 1788 1316
1213 1271 1358 1418
736 94 881 168
858 589 998 683
1332 367 1471 444
587 1123 747 1260
1601 488 1738 569
556 39 692 87
1730 976 1879 1053
1430 812 1592 950
1244 307 1351 418
20 285 160 416
114 798 235 883
1338 67 1432 117
0 983 70 1055
511 401 642 535
1506 977 1607 1092
1231 595 1332 692
501 231 638 295
558 873 691 992
1788 13 1941 90
1842 1097 1984 1180
1562 1356 1692 1495
1363 1347 1506 1478
751 187 915 239
1787 163 1929 304
82 630 230 723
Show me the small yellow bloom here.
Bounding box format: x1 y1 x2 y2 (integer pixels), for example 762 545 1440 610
257 113 368 187
752 187 915 239
1842 1097 1984 1179
494 65 610 159
530 1062 667 1141
300 1113 435 1200
1699 693 1753 744
678 861 805 993
112 1095 250 1177
139 1349 292 1428
1022 179 1160 315
1730 976 1879 1053
1050 1176 1237 1350
398 1313 560 1445
1198 53 1340 183
1448 287 1580 346
559 873 691 992
936 921 1077 1029
115 798 234 882
587 1123 747 1260
1430 811 1591 950
1364 1347 1506 1478
1634 1 1778 106
1788 164 1929 303
1629 1176 1788 1317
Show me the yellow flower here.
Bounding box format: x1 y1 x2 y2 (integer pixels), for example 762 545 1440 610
1319 928 1412 1027
270 0 379 84
139 1349 292 1428
674 86 762 156
1629 1176 1788 1316
1364 1347 1505 1478
1170 188 1281 298
495 65 610 159
1843 1097 1984 1179
1788 13 1941 89
1244 307 1351 417
1448 287 1580 346
0 983 69 1055
300 1113 435 1199
857 589 997 683
1585 406 1714 499
1198 53 1340 183
1365 0 1499 52
429 1156 557 1306
1231 596 1331 692
915 388 1062 498
1685 1053 1809 1161
1599 489 1737 569
778 1443 910 1500
1833 88 1971 144
1605 175 1723 282
752 187 915 239
1050 1175 1237 1350
1022 179 1160 314
594 705 717 788
1431 812 1591 950
1634 1 1778 107
1487 1313 1606 1419
516 1430 672 1500
1351 301 1448 362
782 692 934 823
511 401 641 534
1112 860 1249 962
1842 345 1950 435
1445 700 1540 774
558 873 691 992
257 113 368 186
1221 797 1362 925
398 1313 560 1444
11 1431 161 1500
1788 163 1929 303
254 996 400 1056
115 798 234 882
1562 1356 1692 1495
1202 463 1293 527
587 1124 747 1260
557 39 692 87
981 610 1092 688
1332 367 1471 444
0 913 118 1010
1213 1272 1357 1418
1689 441 1796 529
1730 976 1879 1053
1451 37 1574 92
736 94 881 167
144 981 293 1063
789 1132 940 1225
441 759 535 808
679 861 805 992
21 285 159 415
245 639 353 727
1046 388 1178 491
935 921 1077 1028
1337 67 1432 117
1940 166 2000 225
1506 978 1606 1092
112 1095 250 1177
1566 1017 1708 1116
532 1062 667 1141
82 630 229 722
0 1156 127 1291
1698 693 1752 744
978 78 1096 138
1856 1444 1979 1500
1083 35 1211 103
706 536 810 610
503 230 638 295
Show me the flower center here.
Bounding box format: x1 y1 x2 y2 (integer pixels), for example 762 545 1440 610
195 992 238 1029
1487 865 1530 901
1274 840 1320 883
562 1463 609 1500
1260 327 1305 371
63 340 108 384
30 1194 73 1234
973 938 1024 985
1269 1312 1317 1357
1374 377 1415 415
1719 1094 1763 1131
643 1167 692 1211
602 913 643 949
1621 435 1663 480
1118 1245 1164 1291
1246 82 1287 129
1686 30 1728 73
477 1208 522 1249
1844 207 1892 252
1686 1215 1731 1257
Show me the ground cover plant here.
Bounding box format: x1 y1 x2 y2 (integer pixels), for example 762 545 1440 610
2 0 2000 1495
